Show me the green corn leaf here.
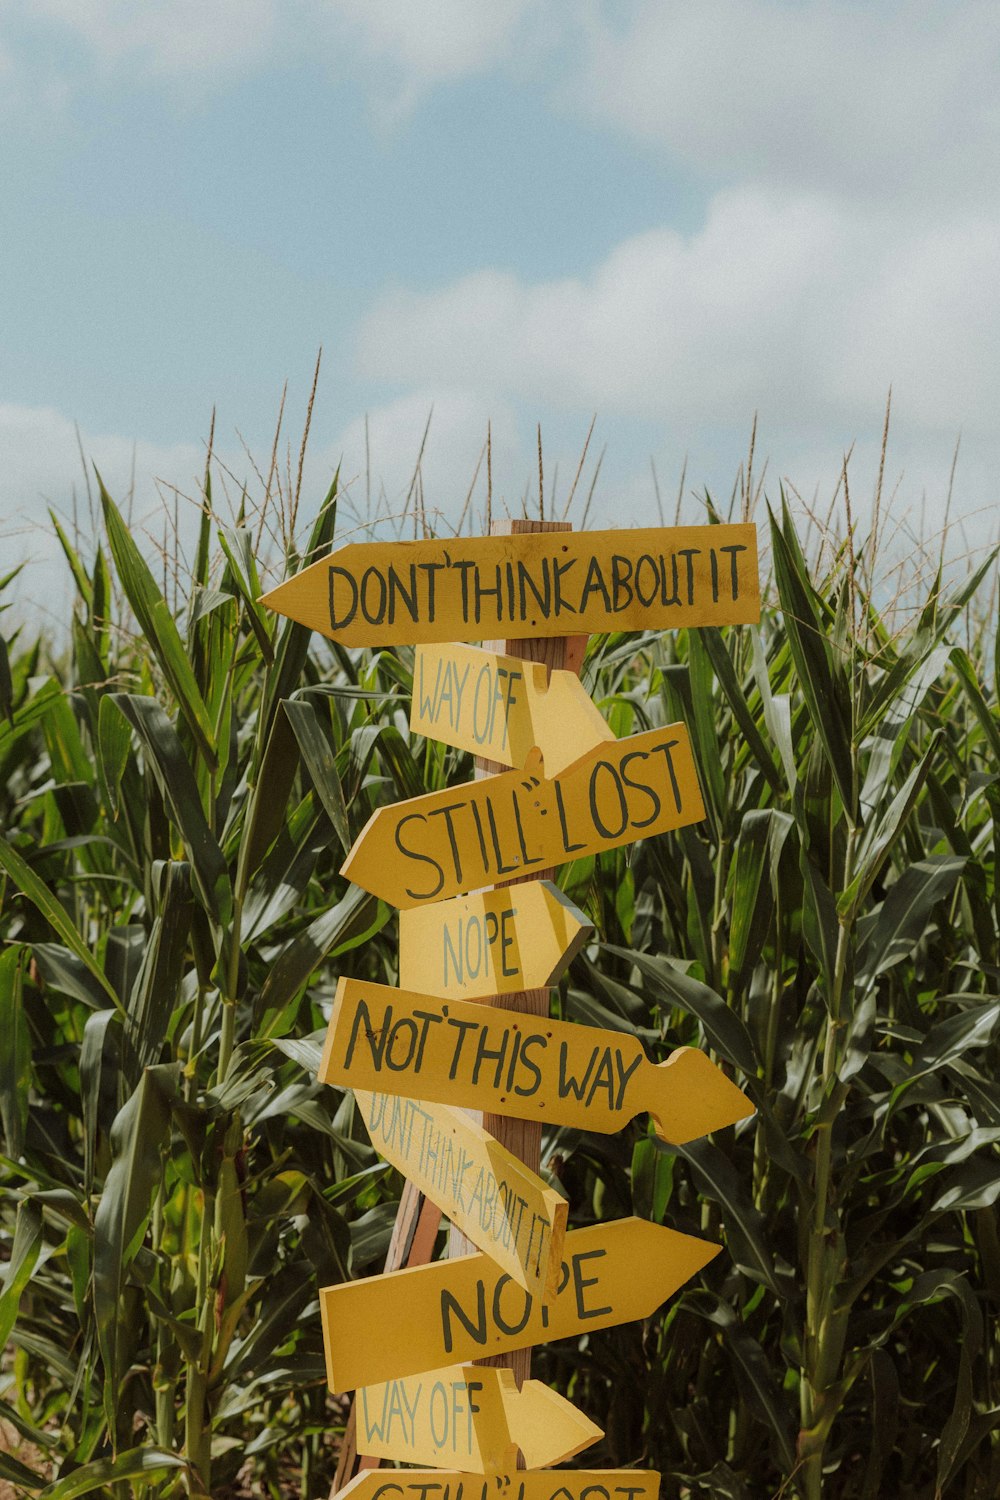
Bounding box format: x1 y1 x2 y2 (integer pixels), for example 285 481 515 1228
254 884 387 1038
727 809 775 993
0 945 30 1158
841 729 941 917
769 502 854 816
0 835 120 1009
856 854 966 989
36 1448 189 1499
219 524 275 665
93 1063 178 1419
98 476 217 770
606 945 759 1075
0 629 13 726
0 1449 45 1490
672 1138 781 1296
112 693 232 925
283 696 352 853
696 626 782 792
96 693 132 820
0 1199 43 1349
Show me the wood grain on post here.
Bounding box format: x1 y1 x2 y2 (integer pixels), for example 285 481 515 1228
449 518 585 1390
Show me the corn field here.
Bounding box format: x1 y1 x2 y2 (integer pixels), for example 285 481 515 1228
2 451 1000 1499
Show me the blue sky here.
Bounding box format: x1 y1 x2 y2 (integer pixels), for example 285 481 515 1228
2 1 999 615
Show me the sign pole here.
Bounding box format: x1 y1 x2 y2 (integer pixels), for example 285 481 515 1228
449 516 583 1392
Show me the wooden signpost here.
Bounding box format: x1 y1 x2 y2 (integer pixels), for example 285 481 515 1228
260 522 759 645
320 1217 720 1392
354 1090 568 1299
322 980 754 1143
342 727 705 909
260 512 761 1500
337 1469 661 1500
356 1365 602 1472
410 642 614 775
398 882 593 1001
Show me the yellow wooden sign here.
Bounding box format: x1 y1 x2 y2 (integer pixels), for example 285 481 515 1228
259 524 759 646
336 1470 661 1500
321 979 754 1143
410 642 614 776
355 1090 567 1300
342 726 705 909
398 881 592 1000
320 1216 719 1391
357 1364 602 1472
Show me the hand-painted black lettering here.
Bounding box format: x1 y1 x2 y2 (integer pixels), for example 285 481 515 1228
514 1034 547 1096
344 994 390 1071
418 560 445 622
650 738 682 812
588 759 629 840
395 812 445 901
387 563 419 626
517 558 552 621
619 748 662 829
492 1274 533 1337
427 802 466 883
610 554 633 612
554 781 584 853
720 543 746 599
360 566 388 625
572 1248 612 1319
328 564 359 630
441 1280 488 1352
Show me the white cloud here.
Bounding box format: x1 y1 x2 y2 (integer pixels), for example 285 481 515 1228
0 0 550 100
0 402 206 627
7 0 285 78
357 188 1000 441
571 0 1000 203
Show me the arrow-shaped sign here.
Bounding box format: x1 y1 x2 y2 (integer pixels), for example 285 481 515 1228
320 979 755 1143
259 523 759 646
410 642 614 776
336 1470 661 1500
356 1364 602 1472
342 726 705 909
320 1216 719 1391
398 881 592 1000
355 1090 567 1300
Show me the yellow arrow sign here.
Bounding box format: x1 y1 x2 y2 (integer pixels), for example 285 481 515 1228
336 1470 661 1500
355 1090 567 1301
320 1216 719 1392
320 979 754 1143
356 1365 602 1472
259 523 759 646
410 642 614 776
398 881 592 1000
341 726 705 910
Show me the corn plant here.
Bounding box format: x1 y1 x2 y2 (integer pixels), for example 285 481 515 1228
1 465 999 1500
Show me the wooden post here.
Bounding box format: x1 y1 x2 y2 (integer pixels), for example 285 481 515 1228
449 517 584 1390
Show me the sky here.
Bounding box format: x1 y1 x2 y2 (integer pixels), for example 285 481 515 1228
2 0 999 619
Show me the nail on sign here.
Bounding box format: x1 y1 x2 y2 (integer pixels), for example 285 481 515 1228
398 881 593 1000
320 1216 719 1392
410 643 613 776
321 979 755 1143
357 1364 601 1472
259 524 759 646
335 1471 661 1500
341 726 705 909
355 1090 567 1300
